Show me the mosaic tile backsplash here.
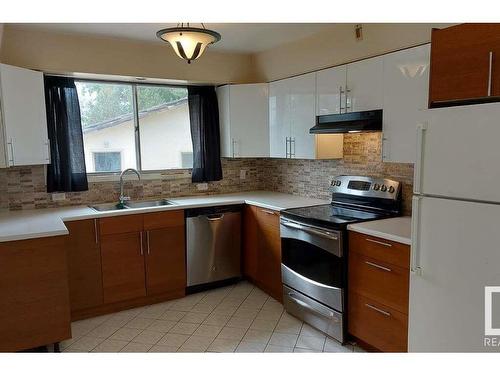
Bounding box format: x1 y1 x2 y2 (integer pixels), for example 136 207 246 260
0 133 414 215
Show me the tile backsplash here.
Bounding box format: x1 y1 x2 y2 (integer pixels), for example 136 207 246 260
0 133 414 215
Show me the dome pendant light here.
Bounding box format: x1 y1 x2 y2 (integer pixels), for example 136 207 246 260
156 23 221 64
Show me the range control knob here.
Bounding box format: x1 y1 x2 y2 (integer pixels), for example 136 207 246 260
381 185 388 192
388 186 395 193
373 184 380 191
331 180 336 186
336 180 341 186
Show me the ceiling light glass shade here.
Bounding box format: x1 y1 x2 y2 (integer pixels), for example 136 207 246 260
156 27 221 64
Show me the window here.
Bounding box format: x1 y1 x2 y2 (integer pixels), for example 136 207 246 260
75 81 192 173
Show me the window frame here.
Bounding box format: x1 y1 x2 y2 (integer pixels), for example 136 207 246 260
75 78 191 177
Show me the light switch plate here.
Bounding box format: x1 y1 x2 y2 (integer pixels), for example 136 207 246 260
240 170 247 180
51 192 66 201
197 183 208 191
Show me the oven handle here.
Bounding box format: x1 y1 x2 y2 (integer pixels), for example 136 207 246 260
281 219 339 241
287 292 335 319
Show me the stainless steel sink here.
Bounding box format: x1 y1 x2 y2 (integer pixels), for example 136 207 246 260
91 202 128 212
125 199 176 208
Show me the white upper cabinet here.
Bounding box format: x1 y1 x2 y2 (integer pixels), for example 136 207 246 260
0 63 49 167
217 83 269 158
346 56 384 112
382 44 430 163
316 65 347 115
269 79 291 158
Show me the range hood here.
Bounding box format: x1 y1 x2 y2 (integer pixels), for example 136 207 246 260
310 109 383 134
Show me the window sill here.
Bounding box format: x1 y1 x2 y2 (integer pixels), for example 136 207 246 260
87 169 192 183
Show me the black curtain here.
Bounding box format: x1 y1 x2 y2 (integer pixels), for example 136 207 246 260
187 86 223 183
44 76 88 192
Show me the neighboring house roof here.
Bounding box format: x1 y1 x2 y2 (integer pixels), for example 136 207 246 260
83 97 188 133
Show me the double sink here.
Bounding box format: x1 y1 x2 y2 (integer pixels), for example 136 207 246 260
90 199 176 212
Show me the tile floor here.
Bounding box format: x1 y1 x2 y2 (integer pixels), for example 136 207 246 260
61 281 365 353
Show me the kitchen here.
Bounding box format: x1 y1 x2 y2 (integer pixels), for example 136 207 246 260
0 5 499 370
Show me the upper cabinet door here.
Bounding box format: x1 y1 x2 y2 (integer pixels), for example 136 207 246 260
0 64 49 166
382 45 430 163
316 65 347 115
429 24 500 107
229 84 269 158
346 56 384 112
216 85 232 158
289 73 316 159
269 79 291 158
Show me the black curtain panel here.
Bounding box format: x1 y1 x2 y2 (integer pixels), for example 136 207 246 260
187 86 223 183
44 76 88 192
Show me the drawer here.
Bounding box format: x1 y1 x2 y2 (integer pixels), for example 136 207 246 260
99 214 143 235
143 210 184 230
348 251 409 314
348 231 410 269
252 205 280 229
348 292 408 352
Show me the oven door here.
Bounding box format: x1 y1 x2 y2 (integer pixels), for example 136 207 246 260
280 218 344 312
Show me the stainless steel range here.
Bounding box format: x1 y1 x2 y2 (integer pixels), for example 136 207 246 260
280 175 402 343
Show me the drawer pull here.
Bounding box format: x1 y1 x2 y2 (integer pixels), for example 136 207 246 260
366 238 392 247
364 261 392 272
261 209 276 216
365 303 391 317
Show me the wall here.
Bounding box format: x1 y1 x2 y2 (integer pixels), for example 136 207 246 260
253 23 452 82
0 25 256 84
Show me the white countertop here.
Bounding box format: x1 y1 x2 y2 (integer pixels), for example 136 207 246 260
347 216 412 245
0 191 329 243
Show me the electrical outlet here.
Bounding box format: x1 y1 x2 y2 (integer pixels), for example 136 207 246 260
240 170 247 180
51 193 66 201
197 183 208 191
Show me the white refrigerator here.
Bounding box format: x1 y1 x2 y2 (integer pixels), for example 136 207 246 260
409 102 500 352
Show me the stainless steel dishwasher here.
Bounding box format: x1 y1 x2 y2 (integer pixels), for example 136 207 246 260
186 205 242 289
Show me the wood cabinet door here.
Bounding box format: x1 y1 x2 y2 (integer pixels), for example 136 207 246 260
429 24 500 105
65 219 103 313
144 211 186 296
100 232 146 304
242 205 259 281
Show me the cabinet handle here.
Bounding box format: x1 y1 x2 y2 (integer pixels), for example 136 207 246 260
411 196 423 275
146 230 150 255
345 86 352 112
7 139 14 165
285 137 290 158
339 86 345 113
290 137 296 158
261 209 276 216
94 219 99 244
488 51 494 97
382 137 388 160
365 238 392 247
232 138 237 158
140 231 144 256
364 261 392 272
365 303 391 317
45 139 51 162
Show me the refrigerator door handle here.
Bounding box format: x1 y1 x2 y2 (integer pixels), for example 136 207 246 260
414 122 428 194
411 196 423 275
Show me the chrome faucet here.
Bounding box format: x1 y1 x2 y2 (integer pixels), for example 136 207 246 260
119 168 141 205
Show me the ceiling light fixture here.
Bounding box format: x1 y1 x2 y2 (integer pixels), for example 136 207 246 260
156 23 221 64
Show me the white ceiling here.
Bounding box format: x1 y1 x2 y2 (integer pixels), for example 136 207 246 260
12 23 336 53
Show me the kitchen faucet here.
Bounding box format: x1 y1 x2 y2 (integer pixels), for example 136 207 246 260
119 168 141 206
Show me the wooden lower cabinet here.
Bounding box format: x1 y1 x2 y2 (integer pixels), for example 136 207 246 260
65 219 103 314
243 205 282 301
348 231 410 352
0 236 71 352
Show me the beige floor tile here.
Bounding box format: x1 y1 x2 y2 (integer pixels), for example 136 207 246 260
295 335 326 351
60 337 79 350
239 300 265 310
121 342 153 352
217 326 247 340
293 348 319 353
169 322 200 335
261 298 283 311
323 338 353 353
62 347 87 353
109 327 142 341
233 308 260 319
159 310 186 322
190 303 217 314
157 333 190 348
180 335 214 351
212 305 237 315
203 314 231 327
352 344 367 353
169 301 197 312
146 319 176 333
139 305 170 319
180 312 209 324
132 329 165 345
125 317 155 330
103 314 135 328
300 324 326 338
235 341 267 353
148 344 178 353
242 329 272 344
192 324 223 339
86 324 121 339
70 321 95 338
249 319 278 332
226 316 254 329
207 338 240 352
255 309 283 322
67 336 104 352
91 339 129 353
269 332 299 348
264 344 294 353
177 346 205 352
274 314 303 335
